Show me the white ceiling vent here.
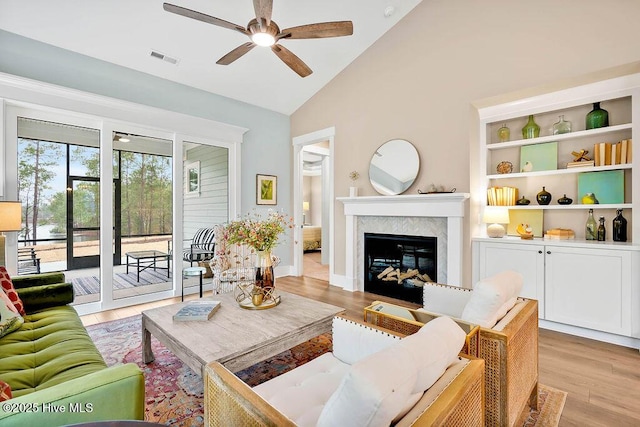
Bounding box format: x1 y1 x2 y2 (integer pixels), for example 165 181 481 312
150 50 179 65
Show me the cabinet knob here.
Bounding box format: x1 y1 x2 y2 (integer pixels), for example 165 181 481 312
546 250 551 254
538 250 542 254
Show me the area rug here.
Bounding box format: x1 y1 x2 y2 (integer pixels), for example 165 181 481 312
87 315 566 426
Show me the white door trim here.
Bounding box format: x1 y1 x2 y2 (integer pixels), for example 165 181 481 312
292 127 335 282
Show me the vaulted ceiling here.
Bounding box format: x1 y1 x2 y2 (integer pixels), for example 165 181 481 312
0 0 422 114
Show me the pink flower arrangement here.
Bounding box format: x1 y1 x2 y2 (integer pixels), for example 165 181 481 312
225 210 294 252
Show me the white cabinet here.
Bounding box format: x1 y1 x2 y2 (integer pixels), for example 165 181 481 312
545 245 631 336
473 238 640 344
475 241 545 316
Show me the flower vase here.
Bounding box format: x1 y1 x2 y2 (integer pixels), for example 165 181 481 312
255 250 275 291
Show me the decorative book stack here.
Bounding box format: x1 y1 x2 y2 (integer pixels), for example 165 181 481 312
487 186 518 206
173 300 221 321
594 139 633 166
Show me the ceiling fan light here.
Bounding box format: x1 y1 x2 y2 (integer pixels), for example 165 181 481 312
251 32 275 47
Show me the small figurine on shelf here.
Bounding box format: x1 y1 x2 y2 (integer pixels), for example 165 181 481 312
496 161 513 174
566 149 595 168
582 193 599 204
516 223 534 240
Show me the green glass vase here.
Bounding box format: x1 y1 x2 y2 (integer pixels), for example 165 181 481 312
585 102 609 129
521 115 540 139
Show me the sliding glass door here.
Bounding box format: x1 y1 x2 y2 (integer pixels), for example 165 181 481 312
6 101 238 314
112 132 173 300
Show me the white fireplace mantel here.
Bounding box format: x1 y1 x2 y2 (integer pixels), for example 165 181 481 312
337 193 470 292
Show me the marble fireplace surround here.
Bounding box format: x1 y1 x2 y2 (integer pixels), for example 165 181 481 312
337 193 470 293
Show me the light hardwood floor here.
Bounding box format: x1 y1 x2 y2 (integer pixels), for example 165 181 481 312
80 275 640 426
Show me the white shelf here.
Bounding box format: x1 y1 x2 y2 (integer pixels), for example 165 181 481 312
487 163 632 180
486 123 632 150
499 203 632 210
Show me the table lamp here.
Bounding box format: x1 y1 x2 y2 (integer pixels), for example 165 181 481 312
0 201 22 266
483 206 509 238
302 201 310 225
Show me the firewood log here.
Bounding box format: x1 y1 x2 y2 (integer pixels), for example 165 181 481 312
377 266 394 279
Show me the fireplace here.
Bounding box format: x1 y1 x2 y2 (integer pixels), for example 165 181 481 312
364 233 436 304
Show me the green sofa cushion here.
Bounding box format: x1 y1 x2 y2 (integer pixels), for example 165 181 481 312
0 305 106 397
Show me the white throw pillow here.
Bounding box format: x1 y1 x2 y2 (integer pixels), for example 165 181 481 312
317 343 420 427
332 317 400 365
461 270 523 327
423 284 472 318
399 316 466 393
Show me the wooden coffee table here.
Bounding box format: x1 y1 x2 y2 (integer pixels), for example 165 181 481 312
141 290 344 376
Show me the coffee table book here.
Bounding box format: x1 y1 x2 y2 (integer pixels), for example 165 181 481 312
173 300 221 321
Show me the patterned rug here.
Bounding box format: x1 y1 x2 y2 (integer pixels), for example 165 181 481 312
87 315 566 426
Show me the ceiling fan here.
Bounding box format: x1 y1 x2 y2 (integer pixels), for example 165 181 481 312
163 0 353 77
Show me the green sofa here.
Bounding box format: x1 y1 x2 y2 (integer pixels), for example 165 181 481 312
0 272 145 426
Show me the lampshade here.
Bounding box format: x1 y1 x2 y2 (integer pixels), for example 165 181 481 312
303 202 310 211
482 206 510 224
0 201 22 232
483 206 509 238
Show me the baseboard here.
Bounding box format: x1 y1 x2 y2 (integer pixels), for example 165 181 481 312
540 319 640 350
330 273 358 292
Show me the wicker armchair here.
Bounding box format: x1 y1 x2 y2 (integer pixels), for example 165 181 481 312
422 282 539 427
209 224 280 294
204 315 485 427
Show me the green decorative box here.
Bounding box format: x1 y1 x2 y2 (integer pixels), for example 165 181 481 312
577 170 624 204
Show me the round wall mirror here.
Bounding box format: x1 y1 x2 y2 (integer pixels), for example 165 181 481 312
369 139 420 195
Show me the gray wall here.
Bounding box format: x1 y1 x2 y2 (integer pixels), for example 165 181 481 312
183 145 228 239
0 29 293 264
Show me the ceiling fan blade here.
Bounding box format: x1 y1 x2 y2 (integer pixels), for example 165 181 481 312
278 21 353 40
163 3 249 36
271 44 312 78
253 0 273 29
216 42 256 65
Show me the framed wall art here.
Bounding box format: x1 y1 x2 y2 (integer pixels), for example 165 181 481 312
256 174 277 205
185 161 200 197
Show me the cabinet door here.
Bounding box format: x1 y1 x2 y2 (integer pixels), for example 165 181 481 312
477 242 545 318
545 246 631 335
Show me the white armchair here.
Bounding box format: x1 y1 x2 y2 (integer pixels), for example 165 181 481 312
204 315 485 427
209 224 281 294
421 271 539 427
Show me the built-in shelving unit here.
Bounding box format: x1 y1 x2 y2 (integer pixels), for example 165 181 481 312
472 73 640 350
478 79 638 244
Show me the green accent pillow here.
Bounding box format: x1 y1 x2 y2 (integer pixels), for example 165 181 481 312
0 288 24 338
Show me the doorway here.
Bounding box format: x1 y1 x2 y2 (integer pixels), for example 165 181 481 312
292 127 335 283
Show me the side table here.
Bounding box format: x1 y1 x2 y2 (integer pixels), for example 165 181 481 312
363 301 480 357
182 266 206 301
